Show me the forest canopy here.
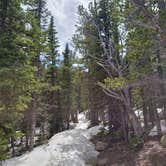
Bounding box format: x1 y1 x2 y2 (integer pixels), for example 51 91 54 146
0 0 166 162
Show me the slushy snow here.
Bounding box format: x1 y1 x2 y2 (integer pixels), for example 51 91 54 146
3 112 101 166
149 120 166 136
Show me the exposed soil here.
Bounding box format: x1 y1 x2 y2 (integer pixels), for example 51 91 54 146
91 135 166 166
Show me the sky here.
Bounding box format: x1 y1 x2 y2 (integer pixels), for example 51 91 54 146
47 0 91 52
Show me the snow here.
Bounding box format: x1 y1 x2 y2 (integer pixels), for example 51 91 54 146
149 120 166 136
3 112 101 166
75 112 90 129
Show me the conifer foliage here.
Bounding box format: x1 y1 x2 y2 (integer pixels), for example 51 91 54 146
0 0 166 162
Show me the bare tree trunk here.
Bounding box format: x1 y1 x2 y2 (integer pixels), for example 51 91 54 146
148 100 155 126
40 121 45 143
123 88 143 137
120 105 129 142
25 109 30 150
29 98 37 151
11 136 15 156
142 103 148 131
152 101 162 136
89 78 99 126
141 89 149 131
74 111 78 123
25 129 29 149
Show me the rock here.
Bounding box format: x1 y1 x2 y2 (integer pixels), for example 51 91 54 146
96 141 108 151
161 135 166 147
97 158 109 165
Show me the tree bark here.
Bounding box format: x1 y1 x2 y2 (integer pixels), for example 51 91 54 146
123 88 143 137
152 99 162 136
141 89 149 131
120 105 129 142
11 136 15 156
29 97 37 151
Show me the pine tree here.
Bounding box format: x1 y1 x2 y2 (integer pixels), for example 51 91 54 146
25 0 49 151
74 0 144 139
61 43 72 129
0 0 38 158
46 16 62 136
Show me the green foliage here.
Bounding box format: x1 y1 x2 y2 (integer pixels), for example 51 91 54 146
111 130 123 141
61 44 72 100
0 130 8 160
0 0 165 160
129 136 144 150
0 0 45 157
126 27 154 76
97 129 109 138
99 77 127 91
71 65 89 113
15 131 25 138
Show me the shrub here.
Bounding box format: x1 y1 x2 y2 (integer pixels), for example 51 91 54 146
0 130 8 161
129 136 144 150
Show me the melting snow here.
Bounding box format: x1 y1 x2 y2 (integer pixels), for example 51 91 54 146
3 112 101 166
149 120 166 136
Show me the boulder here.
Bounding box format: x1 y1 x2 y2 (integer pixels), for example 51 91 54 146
96 141 108 151
161 135 166 147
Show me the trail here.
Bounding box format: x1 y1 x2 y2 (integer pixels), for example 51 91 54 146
3 113 101 166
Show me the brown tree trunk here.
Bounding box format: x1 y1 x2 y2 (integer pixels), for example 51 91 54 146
89 79 99 126
74 111 78 123
11 136 15 156
40 121 46 143
123 88 143 137
141 89 149 131
25 129 29 149
152 100 162 136
29 98 37 151
120 105 129 142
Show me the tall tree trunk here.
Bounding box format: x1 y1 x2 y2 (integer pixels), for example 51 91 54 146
25 125 29 149
120 105 129 142
141 89 149 131
148 99 155 126
11 136 15 156
88 76 99 126
123 88 143 137
153 101 162 136
29 97 37 151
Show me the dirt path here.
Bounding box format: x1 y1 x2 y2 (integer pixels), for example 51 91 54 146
92 135 166 166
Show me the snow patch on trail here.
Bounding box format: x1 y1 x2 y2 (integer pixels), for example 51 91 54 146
149 120 166 136
3 112 101 166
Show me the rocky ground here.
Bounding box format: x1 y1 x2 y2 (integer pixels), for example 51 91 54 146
91 134 166 166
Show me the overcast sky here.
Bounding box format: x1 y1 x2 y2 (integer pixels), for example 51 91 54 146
47 0 91 51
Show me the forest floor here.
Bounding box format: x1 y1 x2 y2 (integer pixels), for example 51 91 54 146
92 134 166 166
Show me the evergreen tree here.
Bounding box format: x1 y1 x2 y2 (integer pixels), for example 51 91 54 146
61 43 72 129
25 0 49 151
0 0 39 158
46 16 62 136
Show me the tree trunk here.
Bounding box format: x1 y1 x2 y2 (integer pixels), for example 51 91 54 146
123 88 143 137
25 129 29 149
89 78 99 126
154 33 166 123
141 89 149 131
152 101 162 136
120 105 129 142
29 98 37 151
11 136 15 156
